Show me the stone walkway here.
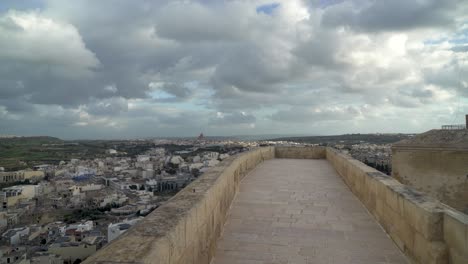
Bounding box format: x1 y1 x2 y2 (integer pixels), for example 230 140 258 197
211 159 408 264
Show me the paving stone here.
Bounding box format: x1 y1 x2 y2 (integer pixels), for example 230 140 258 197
211 159 408 264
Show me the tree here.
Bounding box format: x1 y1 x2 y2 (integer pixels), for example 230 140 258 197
191 168 201 178
165 168 176 175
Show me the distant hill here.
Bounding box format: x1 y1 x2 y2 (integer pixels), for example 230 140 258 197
0 137 159 171
233 134 311 141
0 136 64 170
0 136 63 144
269 134 414 145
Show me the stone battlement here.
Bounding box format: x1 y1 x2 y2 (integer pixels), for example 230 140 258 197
84 146 468 264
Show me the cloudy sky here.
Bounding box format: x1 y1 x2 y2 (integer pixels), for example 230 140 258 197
0 0 467 139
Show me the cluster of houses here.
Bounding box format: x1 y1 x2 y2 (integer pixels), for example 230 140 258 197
0 140 252 263
336 143 392 174
0 219 139 264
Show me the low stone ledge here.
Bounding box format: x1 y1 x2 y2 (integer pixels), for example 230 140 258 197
84 146 468 264
275 146 326 159
83 147 274 264
325 147 451 264
444 208 468 263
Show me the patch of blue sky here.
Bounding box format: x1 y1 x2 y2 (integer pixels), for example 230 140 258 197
423 38 448 46
148 90 175 100
256 3 280 15
147 90 208 111
169 102 208 111
0 0 44 12
255 107 278 119
424 28 468 47
449 30 468 45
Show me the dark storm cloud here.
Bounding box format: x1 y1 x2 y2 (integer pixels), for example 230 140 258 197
0 97 35 113
154 1 248 43
211 45 292 93
293 30 348 69
0 0 467 137
423 62 466 91
451 45 468 53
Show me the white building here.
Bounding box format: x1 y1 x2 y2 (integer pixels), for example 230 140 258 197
107 149 117 155
99 194 128 208
69 184 103 196
203 152 219 160
2 227 30 245
145 179 158 190
66 221 94 233
107 218 141 242
97 161 105 168
219 153 230 160
170 156 184 165
192 155 201 163
0 185 41 207
189 163 204 171
204 159 220 167
136 155 150 163
141 169 154 179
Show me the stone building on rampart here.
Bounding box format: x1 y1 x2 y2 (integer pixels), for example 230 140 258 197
392 126 468 213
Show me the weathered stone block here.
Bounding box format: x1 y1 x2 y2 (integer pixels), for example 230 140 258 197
383 207 400 234
375 197 385 221
449 248 468 264
403 198 443 241
394 217 414 253
414 232 448 264
444 211 468 256
385 186 400 213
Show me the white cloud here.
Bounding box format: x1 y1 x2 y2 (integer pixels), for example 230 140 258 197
0 0 467 138
0 10 99 78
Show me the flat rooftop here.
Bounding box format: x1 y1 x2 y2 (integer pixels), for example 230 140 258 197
212 159 407 264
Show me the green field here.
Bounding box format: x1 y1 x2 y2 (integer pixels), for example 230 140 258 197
0 137 155 171
270 133 413 145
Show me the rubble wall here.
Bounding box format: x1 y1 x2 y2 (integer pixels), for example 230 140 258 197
83 147 275 264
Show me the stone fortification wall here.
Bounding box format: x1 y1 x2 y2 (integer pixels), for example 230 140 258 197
275 146 326 159
85 146 468 264
84 147 274 264
444 209 468 264
326 147 468 264
392 147 468 213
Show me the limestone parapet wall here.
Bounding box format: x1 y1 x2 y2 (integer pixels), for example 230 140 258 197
326 148 468 264
275 146 326 159
83 147 274 264
84 146 468 264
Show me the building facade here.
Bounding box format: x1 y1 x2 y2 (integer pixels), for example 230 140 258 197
392 129 468 213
